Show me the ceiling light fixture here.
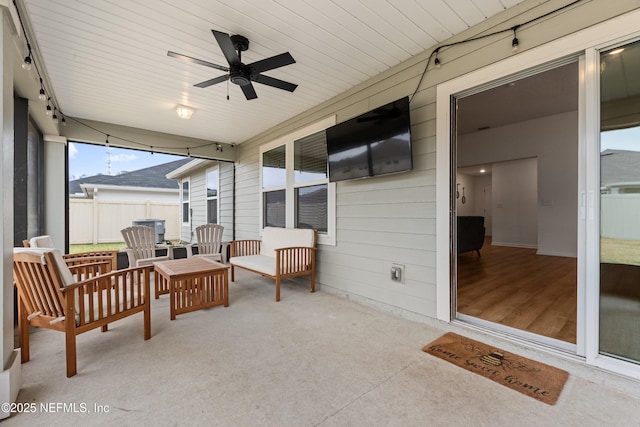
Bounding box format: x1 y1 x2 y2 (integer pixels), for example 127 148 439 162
434 48 442 68
52 108 58 124
45 104 52 116
176 105 194 119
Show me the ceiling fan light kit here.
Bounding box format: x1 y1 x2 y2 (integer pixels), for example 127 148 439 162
168 29 298 100
176 105 194 119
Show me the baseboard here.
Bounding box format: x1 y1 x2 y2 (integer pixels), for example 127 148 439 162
491 241 537 249
0 349 21 420
536 250 577 258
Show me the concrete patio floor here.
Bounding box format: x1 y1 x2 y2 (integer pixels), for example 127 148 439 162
4 269 640 426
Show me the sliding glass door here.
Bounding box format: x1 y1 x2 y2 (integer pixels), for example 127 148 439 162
599 40 640 365
453 61 580 351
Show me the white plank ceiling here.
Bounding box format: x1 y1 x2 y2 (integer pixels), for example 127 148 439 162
19 0 526 146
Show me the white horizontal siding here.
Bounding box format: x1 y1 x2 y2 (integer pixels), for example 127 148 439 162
219 162 235 242
234 0 640 319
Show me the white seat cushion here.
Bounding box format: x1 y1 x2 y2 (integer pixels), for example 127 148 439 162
230 255 276 277
29 235 56 248
14 247 75 286
260 227 315 258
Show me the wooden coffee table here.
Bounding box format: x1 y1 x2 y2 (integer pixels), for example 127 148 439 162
153 258 229 320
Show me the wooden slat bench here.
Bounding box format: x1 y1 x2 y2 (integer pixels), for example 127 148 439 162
229 227 317 301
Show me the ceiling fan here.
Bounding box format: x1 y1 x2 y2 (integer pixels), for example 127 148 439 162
168 30 297 100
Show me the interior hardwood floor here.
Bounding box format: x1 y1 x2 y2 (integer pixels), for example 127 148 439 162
457 237 577 344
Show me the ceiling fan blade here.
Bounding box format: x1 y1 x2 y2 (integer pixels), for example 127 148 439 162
249 52 295 74
252 74 298 92
194 75 229 88
167 51 228 72
241 83 258 100
212 30 240 65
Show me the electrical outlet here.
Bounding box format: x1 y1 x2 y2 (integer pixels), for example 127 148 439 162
390 263 405 283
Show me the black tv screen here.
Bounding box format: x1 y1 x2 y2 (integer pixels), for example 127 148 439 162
326 97 412 182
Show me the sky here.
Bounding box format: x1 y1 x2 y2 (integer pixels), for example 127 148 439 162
600 127 640 152
68 142 185 180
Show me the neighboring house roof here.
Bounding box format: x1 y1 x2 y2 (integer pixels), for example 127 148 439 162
601 149 640 188
69 158 191 195
166 158 218 179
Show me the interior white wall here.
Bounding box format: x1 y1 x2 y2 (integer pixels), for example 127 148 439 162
455 173 475 216
492 158 538 247
474 174 492 236
458 111 578 257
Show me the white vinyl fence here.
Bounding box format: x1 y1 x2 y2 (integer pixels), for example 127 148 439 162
601 194 640 240
69 198 180 244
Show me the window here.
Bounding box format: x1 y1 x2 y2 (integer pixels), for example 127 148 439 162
294 132 328 232
206 167 219 224
262 145 286 228
260 117 336 245
181 179 190 224
264 189 286 228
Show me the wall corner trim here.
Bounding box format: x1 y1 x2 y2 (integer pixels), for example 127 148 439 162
44 134 67 145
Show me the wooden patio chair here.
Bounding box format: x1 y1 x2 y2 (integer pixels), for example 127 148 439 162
186 223 227 263
13 248 151 377
24 234 118 272
121 225 173 267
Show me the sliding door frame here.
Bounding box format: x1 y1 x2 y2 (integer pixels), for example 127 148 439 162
436 8 640 379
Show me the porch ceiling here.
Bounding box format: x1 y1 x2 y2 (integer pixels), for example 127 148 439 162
15 0 527 148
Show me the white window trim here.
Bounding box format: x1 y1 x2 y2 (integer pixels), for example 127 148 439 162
259 116 337 246
206 165 220 224
181 178 190 225
436 8 640 380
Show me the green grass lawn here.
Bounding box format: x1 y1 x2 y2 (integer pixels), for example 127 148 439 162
69 240 184 254
601 238 640 266
69 242 127 253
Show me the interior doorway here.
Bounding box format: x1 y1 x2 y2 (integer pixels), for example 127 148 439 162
453 61 579 350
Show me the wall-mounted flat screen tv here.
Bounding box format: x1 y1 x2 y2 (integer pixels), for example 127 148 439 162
326 96 412 182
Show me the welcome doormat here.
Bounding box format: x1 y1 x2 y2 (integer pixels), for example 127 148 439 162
422 332 569 405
